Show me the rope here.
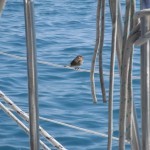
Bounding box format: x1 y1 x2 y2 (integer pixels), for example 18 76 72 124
119 9 150 149
125 0 136 142
0 102 51 150
39 117 131 144
90 0 101 103
0 51 140 79
98 0 107 103
109 0 123 71
107 0 118 149
0 91 67 150
134 9 150 19
1 2 149 150
7 107 130 144
119 23 141 150
0 91 130 144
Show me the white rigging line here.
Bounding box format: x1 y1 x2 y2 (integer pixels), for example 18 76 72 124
0 102 51 150
7 108 130 144
0 91 130 145
0 51 140 79
0 91 67 150
39 116 130 144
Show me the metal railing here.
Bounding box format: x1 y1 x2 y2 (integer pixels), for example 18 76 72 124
140 0 150 149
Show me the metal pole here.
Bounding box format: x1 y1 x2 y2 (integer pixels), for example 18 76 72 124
140 0 150 150
24 0 39 150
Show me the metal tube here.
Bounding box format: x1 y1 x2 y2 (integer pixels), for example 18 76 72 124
140 0 150 150
24 0 39 150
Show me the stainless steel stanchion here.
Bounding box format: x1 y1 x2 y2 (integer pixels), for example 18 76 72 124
140 0 150 149
24 0 39 150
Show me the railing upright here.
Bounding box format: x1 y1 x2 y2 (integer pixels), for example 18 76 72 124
24 0 39 150
140 0 150 149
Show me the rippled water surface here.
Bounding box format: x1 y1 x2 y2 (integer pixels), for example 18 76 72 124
0 0 141 150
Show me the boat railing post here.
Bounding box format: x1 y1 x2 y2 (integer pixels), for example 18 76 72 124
24 0 39 150
140 0 150 149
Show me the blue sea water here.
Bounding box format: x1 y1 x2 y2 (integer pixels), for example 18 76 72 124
0 0 141 150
